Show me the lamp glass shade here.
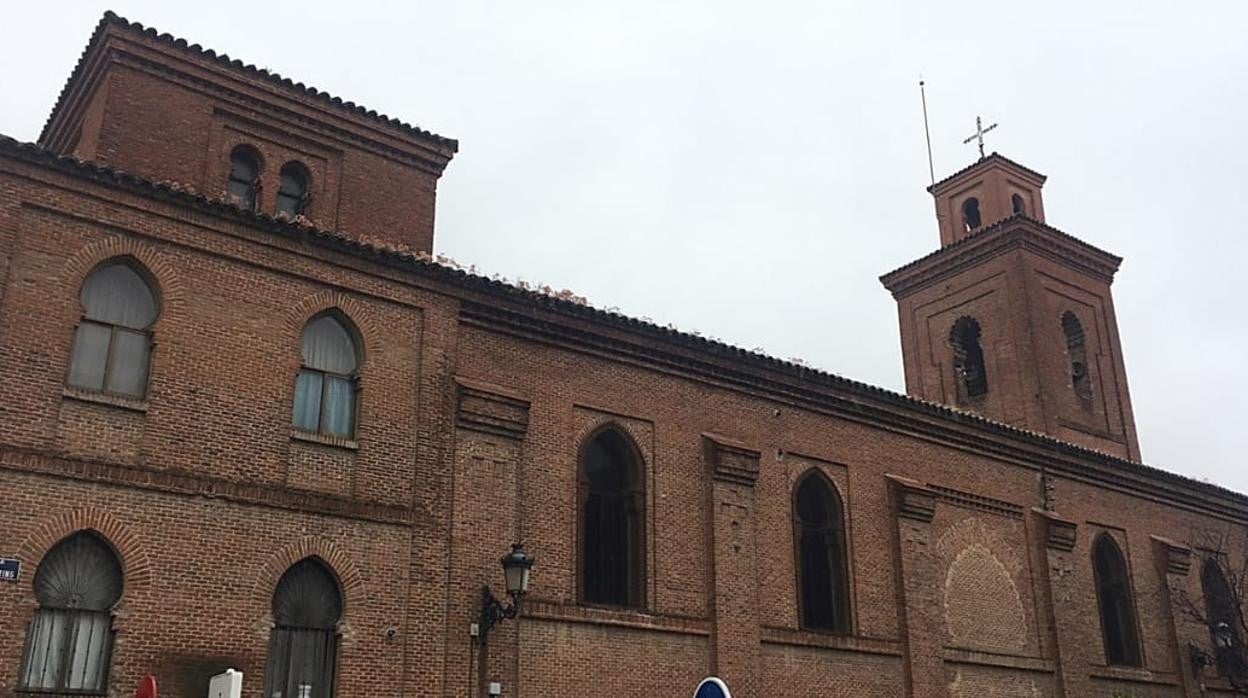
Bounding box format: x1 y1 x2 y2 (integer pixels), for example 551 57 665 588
501 544 534 596
1215 622 1234 649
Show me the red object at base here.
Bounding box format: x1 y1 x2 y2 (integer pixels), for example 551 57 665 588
135 676 157 698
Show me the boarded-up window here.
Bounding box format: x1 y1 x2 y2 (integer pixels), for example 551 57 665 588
794 471 851 633
68 261 158 398
1062 311 1093 402
292 313 360 438
1093 534 1141 666
264 558 341 698
580 427 645 608
950 316 988 402
20 532 122 693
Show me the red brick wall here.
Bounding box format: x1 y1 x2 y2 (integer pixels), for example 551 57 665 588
0 139 1240 698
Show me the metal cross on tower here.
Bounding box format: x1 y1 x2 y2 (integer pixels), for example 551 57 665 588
962 115 998 159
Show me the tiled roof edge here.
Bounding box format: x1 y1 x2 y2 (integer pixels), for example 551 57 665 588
879 212 1122 285
2 133 1243 510
39 11 457 151
926 152 1047 194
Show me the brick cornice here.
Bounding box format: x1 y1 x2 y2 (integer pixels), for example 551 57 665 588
454 377 531 440
1150 535 1193 576
703 433 761 487
1034 508 1078 552
880 217 1123 297
887 474 936 523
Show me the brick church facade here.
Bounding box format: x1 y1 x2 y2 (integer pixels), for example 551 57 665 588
0 13 1243 698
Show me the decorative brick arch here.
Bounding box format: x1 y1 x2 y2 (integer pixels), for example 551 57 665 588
283 290 380 367
61 236 187 329
18 506 154 600
254 537 366 619
573 418 652 470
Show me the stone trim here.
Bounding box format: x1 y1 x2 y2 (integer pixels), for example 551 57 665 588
943 647 1056 674
1150 535 1192 576
0 449 416 526
1034 508 1078 552
454 377 530 440
62 386 149 413
703 433 760 487
887 474 936 523
290 428 359 451
759 626 903 657
522 599 710 637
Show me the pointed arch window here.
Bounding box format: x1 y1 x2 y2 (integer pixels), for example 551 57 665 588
264 558 341 698
1092 534 1142 666
292 313 360 438
962 197 982 231
68 261 159 398
1062 311 1093 402
793 471 851 633
579 427 645 608
1202 559 1244 678
276 162 310 218
227 146 261 211
19 532 123 693
949 316 988 402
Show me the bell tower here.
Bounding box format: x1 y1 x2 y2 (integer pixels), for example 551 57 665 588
880 153 1141 461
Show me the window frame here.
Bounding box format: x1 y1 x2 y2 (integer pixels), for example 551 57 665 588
65 261 159 401
226 145 262 212
291 312 362 440
792 470 852 634
263 558 342 698
576 424 647 610
276 161 311 218
1091 533 1143 667
949 316 989 403
1061 311 1093 403
19 532 122 696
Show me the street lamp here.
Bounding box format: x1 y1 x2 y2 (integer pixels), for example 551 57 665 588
1191 621 1238 679
1214 621 1235 651
478 543 535 647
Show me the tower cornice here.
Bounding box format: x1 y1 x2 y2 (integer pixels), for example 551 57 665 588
880 214 1122 298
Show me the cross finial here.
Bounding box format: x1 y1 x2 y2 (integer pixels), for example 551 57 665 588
962 115 998 160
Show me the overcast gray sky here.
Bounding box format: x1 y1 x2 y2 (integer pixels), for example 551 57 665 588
3 2 1245 491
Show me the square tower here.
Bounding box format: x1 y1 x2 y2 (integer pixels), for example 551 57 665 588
881 155 1140 461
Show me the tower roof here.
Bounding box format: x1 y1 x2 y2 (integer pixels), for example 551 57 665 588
40 11 457 151
927 152 1046 194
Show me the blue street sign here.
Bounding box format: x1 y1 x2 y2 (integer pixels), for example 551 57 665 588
0 558 19 582
694 677 732 698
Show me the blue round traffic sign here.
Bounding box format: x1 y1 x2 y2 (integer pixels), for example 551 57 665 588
694 677 732 698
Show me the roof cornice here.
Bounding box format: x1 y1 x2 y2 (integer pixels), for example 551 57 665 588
927 152 1047 194
2 134 1244 522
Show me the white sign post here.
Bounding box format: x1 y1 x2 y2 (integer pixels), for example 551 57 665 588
207 668 243 698
694 677 732 698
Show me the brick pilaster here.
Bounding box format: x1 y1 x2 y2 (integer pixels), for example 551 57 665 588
887 474 947 698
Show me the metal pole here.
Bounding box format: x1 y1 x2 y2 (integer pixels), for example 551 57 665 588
920 79 935 187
